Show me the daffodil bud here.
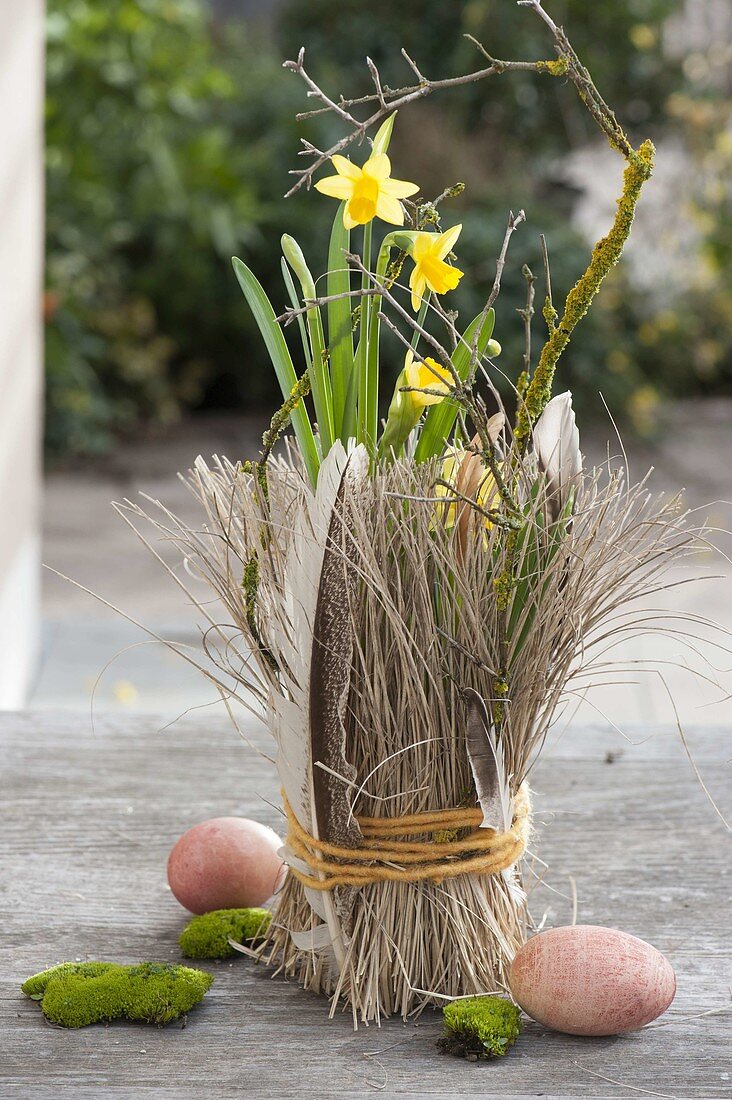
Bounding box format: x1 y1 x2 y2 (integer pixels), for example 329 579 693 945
391 231 419 252
379 363 416 460
281 234 316 300
371 111 397 156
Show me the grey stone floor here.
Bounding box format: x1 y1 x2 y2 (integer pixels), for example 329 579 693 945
37 404 732 735
37 415 264 717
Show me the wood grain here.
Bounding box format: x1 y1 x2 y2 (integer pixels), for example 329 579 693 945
1 711 729 1099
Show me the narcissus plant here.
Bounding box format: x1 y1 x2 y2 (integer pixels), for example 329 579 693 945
407 225 464 310
315 153 419 229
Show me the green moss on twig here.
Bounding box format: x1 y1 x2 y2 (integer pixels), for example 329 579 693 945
242 370 312 502
179 907 272 959
243 555 261 637
21 962 213 1028
440 996 523 1060
239 371 312 674
242 553 279 673
515 139 655 449
260 371 311 472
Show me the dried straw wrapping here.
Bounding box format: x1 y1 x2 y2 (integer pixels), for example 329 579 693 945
118 446 709 1024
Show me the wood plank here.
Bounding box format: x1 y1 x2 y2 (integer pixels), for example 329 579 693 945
0 711 729 1099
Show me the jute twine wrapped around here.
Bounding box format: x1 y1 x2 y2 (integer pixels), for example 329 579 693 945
284 784 531 890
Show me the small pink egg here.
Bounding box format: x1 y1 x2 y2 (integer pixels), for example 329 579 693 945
167 817 284 914
509 925 676 1036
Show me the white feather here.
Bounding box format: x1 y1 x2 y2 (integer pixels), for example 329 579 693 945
267 441 367 972
533 391 583 522
502 864 527 908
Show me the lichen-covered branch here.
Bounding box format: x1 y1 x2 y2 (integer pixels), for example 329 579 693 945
514 139 655 449
243 369 312 500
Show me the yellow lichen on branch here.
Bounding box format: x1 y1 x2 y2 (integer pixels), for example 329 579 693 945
535 56 570 77
515 138 655 449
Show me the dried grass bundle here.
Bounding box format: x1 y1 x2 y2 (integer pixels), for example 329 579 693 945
117 442 709 1025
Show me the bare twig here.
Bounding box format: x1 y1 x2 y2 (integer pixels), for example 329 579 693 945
366 56 388 111
517 264 536 382
285 46 362 131
469 209 526 371
282 37 566 196
486 210 527 316
275 284 382 326
429 294 460 353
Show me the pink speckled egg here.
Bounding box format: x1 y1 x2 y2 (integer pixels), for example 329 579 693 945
167 817 284 914
509 925 675 1036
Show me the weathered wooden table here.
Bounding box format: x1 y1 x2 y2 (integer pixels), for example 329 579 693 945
1 711 729 1099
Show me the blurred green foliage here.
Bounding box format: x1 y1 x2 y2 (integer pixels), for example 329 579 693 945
279 0 680 143
46 0 732 457
45 0 330 458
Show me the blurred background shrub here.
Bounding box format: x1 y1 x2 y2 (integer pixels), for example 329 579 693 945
45 0 732 459
45 0 330 458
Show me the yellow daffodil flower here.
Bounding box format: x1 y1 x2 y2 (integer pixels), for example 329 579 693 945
408 224 464 311
403 349 452 408
380 350 452 459
314 153 419 230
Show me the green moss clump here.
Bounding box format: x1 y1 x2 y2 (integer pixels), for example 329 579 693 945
21 961 213 1028
22 961 114 1000
179 907 272 959
440 996 523 1061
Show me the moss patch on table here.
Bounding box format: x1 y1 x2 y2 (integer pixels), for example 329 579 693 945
22 961 213 1028
179 907 271 959
440 995 523 1060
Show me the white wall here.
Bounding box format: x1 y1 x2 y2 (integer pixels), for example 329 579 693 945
0 1 44 708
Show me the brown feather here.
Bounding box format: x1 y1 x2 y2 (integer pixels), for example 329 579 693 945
464 687 511 830
310 449 368 847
